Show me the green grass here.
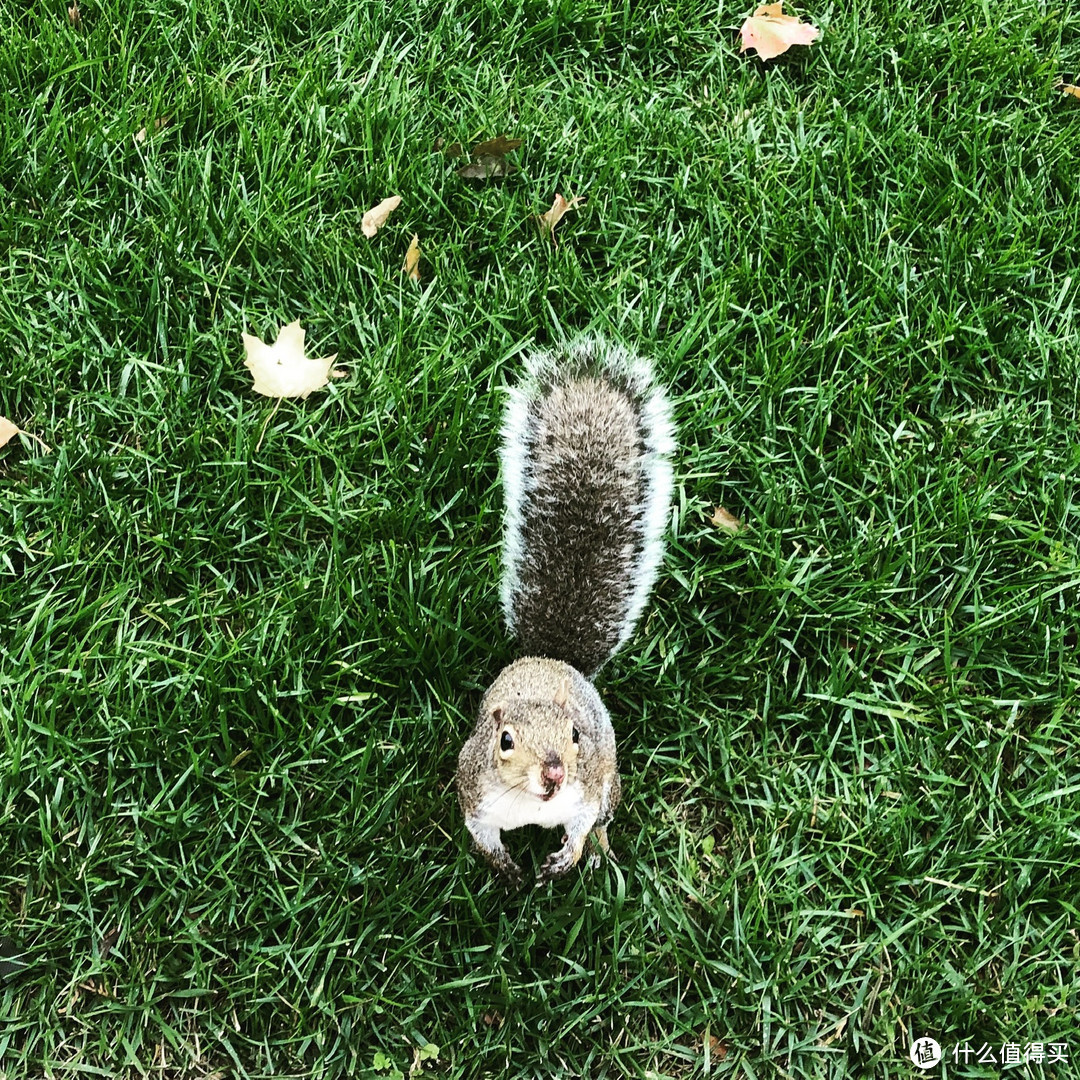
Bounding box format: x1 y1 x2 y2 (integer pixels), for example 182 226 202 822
3 0 1080 1076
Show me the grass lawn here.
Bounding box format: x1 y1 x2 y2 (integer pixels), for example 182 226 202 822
3 0 1080 1076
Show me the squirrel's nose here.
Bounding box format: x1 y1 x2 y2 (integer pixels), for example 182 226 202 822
541 761 565 787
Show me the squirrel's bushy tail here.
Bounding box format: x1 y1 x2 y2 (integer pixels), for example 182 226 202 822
499 337 676 678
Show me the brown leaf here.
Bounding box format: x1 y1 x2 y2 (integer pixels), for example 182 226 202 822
537 193 585 244
1062 83 1080 99
458 155 518 179
457 134 521 180
361 195 401 239
442 140 464 158
67 1 81 28
403 234 421 281
471 134 522 157
710 506 743 533
704 1034 729 1061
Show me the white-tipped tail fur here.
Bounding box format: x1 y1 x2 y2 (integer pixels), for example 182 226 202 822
498 337 675 677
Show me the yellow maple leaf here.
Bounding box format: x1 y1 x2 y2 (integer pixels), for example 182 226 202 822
241 320 343 399
739 2 819 61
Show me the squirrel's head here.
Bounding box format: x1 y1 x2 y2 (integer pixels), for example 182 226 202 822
486 678 580 799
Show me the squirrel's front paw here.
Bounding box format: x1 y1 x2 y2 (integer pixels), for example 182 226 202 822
502 861 527 889
536 845 578 884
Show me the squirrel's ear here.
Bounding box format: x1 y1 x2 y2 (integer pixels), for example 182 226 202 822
553 678 569 709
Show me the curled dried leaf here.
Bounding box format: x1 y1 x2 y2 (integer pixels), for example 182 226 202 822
1061 83 1080 99
361 195 402 239
710 506 744 534
537 193 585 244
403 234 421 281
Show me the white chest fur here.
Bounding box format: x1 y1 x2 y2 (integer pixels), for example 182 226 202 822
477 779 589 832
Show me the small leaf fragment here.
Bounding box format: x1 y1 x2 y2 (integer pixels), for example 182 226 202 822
1062 83 1080 99
739 2 819 61
705 1034 729 1062
361 195 402 239
135 115 171 144
67 1 81 28
403 234 421 281
241 320 343 399
537 192 585 244
711 506 744 534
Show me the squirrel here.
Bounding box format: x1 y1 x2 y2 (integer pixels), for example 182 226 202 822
456 338 675 886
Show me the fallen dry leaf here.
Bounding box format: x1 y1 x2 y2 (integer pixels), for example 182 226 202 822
67 1 81 28
0 417 51 453
458 134 521 179
1062 84 1080 99
403 234 421 281
0 418 19 449
361 195 402 239
471 134 522 158
537 193 585 244
739 2 819 61
241 320 344 399
459 156 517 179
711 506 744 534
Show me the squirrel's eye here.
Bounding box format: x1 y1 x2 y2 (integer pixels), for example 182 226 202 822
572 727 580 744
500 730 514 752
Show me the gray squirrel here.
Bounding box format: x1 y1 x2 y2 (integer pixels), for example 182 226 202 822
456 338 675 885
